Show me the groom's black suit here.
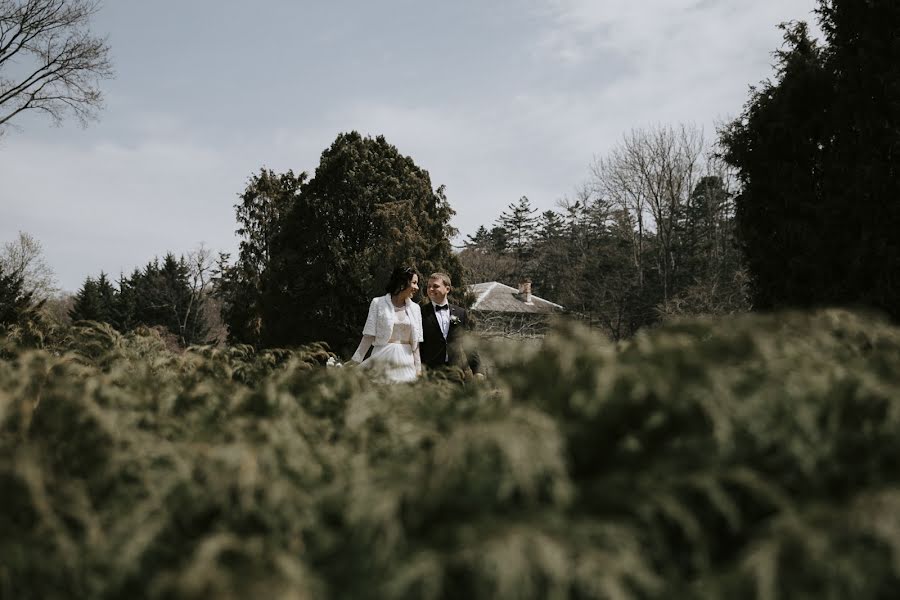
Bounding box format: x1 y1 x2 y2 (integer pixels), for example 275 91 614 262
420 302 479 374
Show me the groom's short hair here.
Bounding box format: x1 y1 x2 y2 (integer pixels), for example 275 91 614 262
429 272 452 288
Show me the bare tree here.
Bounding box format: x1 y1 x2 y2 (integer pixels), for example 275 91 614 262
0 0 113 135
458 246 517 286
1 230 57 301
180 243 219 345
592 138 648 289
592 124 706 305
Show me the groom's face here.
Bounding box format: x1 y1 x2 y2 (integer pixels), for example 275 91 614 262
427 277 450 305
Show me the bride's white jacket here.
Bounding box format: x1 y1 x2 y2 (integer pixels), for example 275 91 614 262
362 294 424 348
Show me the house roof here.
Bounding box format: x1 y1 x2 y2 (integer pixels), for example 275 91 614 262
468 282 564 314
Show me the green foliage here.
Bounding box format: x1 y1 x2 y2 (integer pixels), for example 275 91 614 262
2 310 900 598
217 168 307 347
497 196 539 271
217 134 464 352
663 176 749 318
261 132 463 353
70 255 211 347
69 272 116 323
136 254 210 346
462 129 748 340
0 262 43 335
720 0 900 319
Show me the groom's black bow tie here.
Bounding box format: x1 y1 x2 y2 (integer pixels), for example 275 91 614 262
435 304 449 311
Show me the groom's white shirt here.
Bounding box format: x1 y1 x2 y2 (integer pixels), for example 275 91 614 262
431 301 450 339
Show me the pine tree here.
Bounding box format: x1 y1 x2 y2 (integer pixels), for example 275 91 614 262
69 276 101 322
530 211 567 301
488 226 509 254
673 176 732 285
464 226 492 251
497 196 538 274
96 272 116 322
69 272 117 324
144 254 208 346
112 271 139 331
0 263 41 330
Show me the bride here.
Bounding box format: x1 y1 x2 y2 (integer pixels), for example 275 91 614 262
349 266 423 382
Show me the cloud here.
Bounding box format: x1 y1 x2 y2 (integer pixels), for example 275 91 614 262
531 0 823 131
518 0 824 160
0 125 238 291
536 0 820 70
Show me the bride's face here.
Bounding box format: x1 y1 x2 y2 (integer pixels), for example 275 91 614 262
401 274 419 300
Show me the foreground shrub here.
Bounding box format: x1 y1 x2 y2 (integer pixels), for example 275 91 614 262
1 310 899 599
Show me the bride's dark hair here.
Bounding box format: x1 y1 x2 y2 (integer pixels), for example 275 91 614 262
385 265 419 296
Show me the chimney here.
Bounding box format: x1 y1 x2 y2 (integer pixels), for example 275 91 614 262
518 279 533 304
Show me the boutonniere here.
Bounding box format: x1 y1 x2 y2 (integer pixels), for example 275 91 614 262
449 315 461 326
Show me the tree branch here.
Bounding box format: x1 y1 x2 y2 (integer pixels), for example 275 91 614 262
0 0 111 132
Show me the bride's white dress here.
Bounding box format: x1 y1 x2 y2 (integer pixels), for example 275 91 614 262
358 305 418 383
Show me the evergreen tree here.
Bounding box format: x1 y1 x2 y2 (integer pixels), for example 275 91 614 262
721 0 900 319
560 198 657 339
459 225 516 285
141 254 208 346
128 259 160 326
69 273 117 324
530 210 567 300
464 226 492 251
68 276 96 322
663 176 749 316
536 210 565 244
460 195 664 340
159 254 192 336
70 276 103 322
102 256 211 346
488 226 509 254
68 256 210 346
112 271 139 331
0 263 42 330
96 272 116 322
263 132 463 352
217 169 305 346
673 176 733 285
497 196 538 274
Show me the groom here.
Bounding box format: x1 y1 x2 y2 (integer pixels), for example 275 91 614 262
420 272 480 376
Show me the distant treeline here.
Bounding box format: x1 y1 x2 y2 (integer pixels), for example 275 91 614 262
68 253 212 347
461 128 747 340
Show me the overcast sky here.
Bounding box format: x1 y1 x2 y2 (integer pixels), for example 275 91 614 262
1 0 821 292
